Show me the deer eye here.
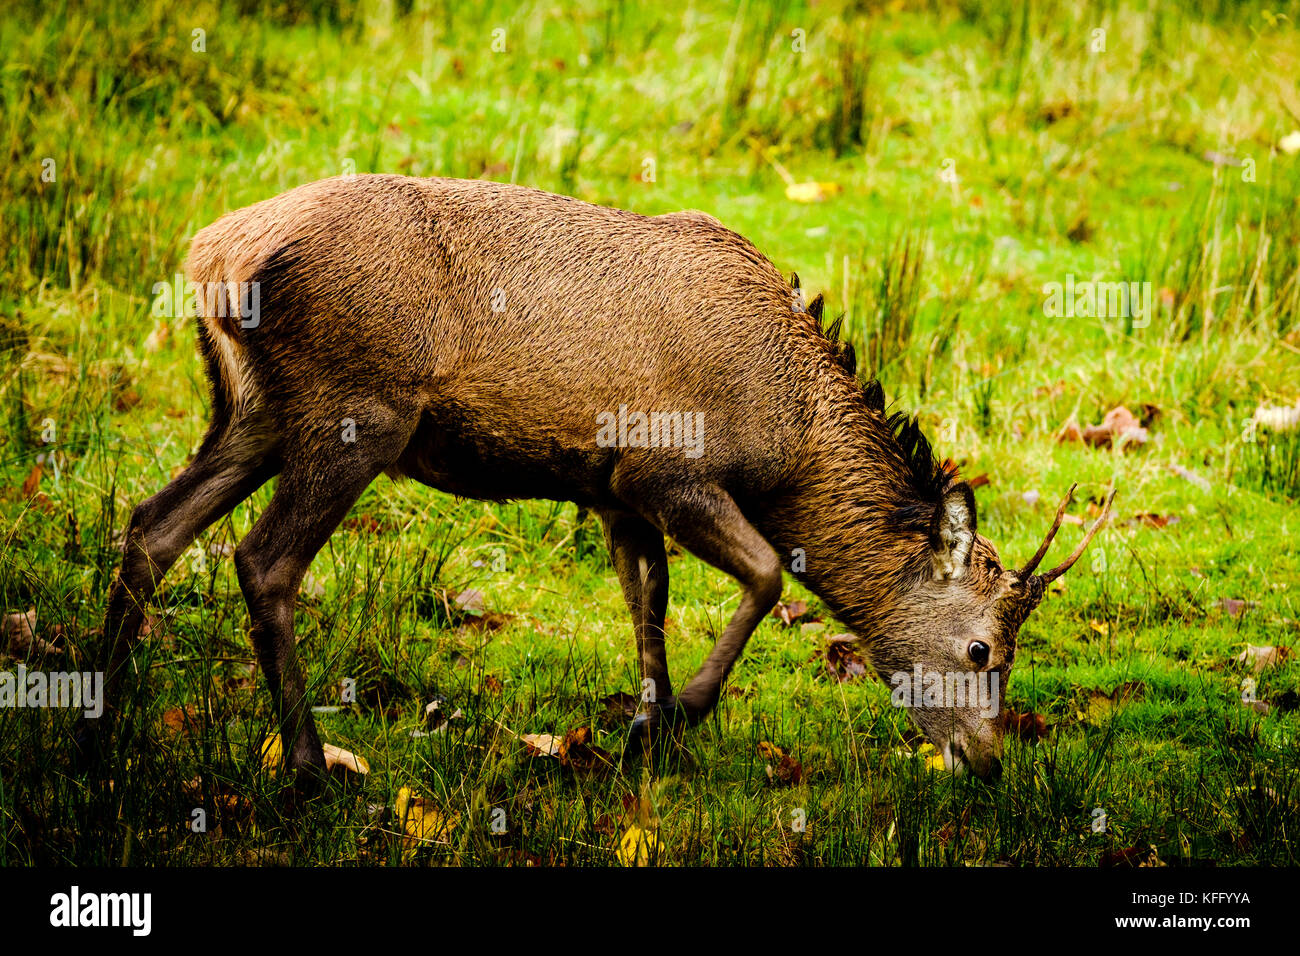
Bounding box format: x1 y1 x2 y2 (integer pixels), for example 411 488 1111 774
967 640 990 667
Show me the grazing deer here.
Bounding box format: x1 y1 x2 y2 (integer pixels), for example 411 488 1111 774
82 175 1112 780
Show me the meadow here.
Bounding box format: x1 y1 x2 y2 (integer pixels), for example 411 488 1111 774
1 0 1298 866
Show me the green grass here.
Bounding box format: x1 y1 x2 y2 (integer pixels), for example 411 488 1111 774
1 0 1299 866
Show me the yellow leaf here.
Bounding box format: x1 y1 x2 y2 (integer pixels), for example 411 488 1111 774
396 786 458 853
785 181 842 203
1089 620 1109 637
260 734 282 774
617 824 658 866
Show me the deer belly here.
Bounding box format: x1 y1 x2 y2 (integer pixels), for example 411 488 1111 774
386 408 616 505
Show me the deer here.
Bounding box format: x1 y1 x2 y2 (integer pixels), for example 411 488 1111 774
79 174 1113 782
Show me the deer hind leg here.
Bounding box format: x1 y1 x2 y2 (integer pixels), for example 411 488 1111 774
233 409 414 776
599 509 672 704
79 416 279 766
621 483 782 753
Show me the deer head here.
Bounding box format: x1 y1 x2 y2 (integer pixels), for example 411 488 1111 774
871 482 1115 780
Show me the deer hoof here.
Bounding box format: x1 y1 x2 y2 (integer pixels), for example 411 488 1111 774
623 699 681 760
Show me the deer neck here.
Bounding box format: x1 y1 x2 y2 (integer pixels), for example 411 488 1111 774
759 404 932 644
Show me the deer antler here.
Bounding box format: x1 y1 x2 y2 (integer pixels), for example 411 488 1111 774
1037 486 1116 583
1017 483 1078 578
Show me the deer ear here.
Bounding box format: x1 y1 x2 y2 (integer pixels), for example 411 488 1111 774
930 482 977 580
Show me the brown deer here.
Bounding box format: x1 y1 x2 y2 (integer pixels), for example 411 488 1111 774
82 174 1112 780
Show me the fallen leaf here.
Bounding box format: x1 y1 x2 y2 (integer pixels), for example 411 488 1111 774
260 734 283 773
617 824 658 866
1127 512 1180 529
299 571 325 599
1089 619 1110 637
419 698 463 735
342 514 384 534
1216 598 1256 618
520 733 561 757
322 743 369 777
1202 150 1242 167
556 725 613 773
785 181 842 203
1038 100 1075 124
771 600 809 626
910 742 948 771
1235 644 1291 674
396 786 458 851
1101 845 1163 867
757 741 803 786
113 388 141 412
454 589 485 613
1058 405 1149 450
1080 681 1145 724
824 634 868 682
161 705 202 738
180 776 253 832
599 690 641 725
20 464 41 499
1003 709 1050 742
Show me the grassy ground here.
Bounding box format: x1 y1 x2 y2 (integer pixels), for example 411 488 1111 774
1 0 1299 866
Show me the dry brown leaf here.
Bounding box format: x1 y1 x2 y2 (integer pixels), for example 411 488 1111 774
1127 512 1180 529
824 634 868 682
771 600 809 626
1217 598 1256 618
19 464 41 499
1003 709 1050 742
1059 405 1149 450
757 741 803 787
556 725 613 773
161 705 202 738
1236 644 1291 674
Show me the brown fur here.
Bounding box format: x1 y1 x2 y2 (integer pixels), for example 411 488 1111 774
84 175 1095 780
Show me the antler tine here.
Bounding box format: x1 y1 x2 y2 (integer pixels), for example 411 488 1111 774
1017 482 1078 578
1038 486 1117 584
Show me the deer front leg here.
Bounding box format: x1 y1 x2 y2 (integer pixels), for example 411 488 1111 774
598 509 672 703
622 484 782 754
